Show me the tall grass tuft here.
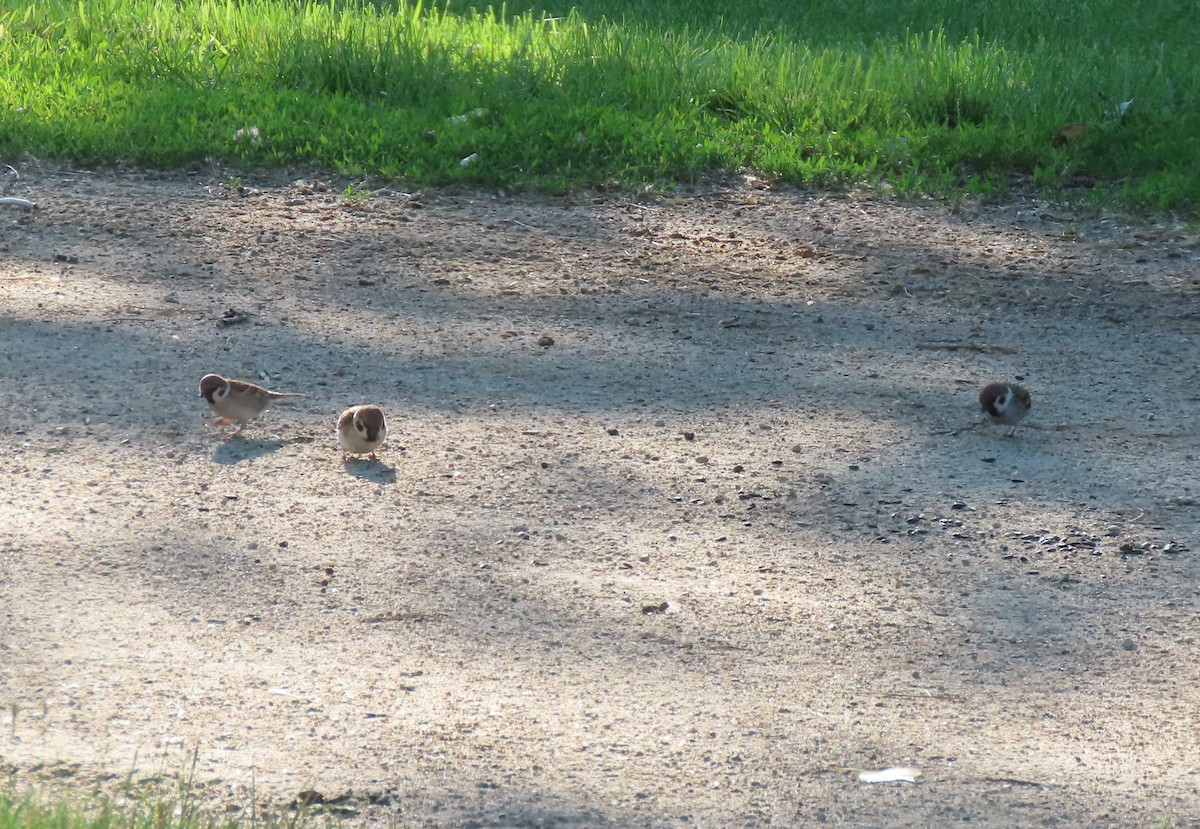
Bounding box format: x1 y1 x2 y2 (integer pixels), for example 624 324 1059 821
0 748 308 829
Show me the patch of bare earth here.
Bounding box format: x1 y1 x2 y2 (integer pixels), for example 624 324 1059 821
1 166 1198 828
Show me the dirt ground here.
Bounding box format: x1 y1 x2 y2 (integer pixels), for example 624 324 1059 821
0 163 1198 828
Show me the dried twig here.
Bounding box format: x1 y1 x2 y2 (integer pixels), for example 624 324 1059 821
981 777 1044 788
928 420 984 436
916 342 1019 355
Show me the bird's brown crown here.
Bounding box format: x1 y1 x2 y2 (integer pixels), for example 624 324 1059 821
355 405 386 440
198 373 226 401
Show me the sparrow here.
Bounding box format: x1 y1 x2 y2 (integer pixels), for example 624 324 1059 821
337 404 388 461
979 382 1032 436
199 373 305 435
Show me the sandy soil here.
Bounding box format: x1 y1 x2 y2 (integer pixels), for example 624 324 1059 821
0 164 1198 828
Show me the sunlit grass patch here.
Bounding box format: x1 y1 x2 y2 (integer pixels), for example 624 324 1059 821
0 0 1194 209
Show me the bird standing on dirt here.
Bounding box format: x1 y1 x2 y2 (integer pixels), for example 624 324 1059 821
199 373 305 435
337 405 388 461
979 382 1031 436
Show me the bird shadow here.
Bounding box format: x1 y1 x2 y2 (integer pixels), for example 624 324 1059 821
211 437 286 465
343 458 398 484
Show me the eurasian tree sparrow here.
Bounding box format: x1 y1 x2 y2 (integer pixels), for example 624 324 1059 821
199 373 305 434
979 381 1031 436
337 405 388 461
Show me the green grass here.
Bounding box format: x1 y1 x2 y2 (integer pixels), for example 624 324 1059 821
0 0 1196 209
0 783 298 829
0 748 310 829
0 792 206 829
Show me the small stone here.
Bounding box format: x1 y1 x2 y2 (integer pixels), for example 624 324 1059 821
217 308 248 326
1121 638 1137 651
606 427 619 436
537 335 554 347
